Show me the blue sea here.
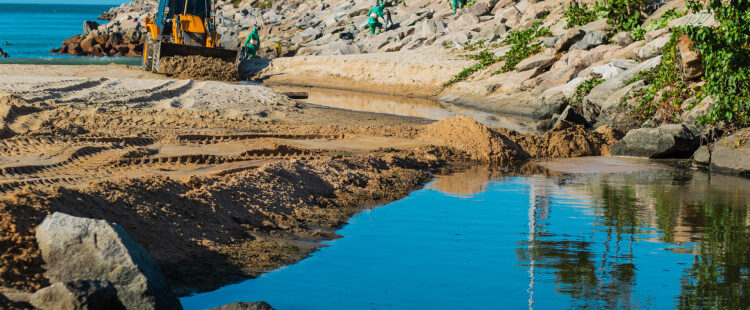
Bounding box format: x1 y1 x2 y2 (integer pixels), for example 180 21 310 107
0 3 140 65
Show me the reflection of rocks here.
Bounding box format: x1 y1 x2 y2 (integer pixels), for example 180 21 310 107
208 301 275 310
430 165 494 196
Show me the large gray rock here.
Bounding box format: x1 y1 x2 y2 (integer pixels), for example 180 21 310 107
709 127 750 175
610 32 634 46
464 1 492 16
450 13 480 29
554 28 585 52
638 35 670 59
581 19 616 33
682 96 712 123
476 23 507 41
36 212 182 310
668 11 719 28
555 105 589 127
292 27 322 45
610 124 701 158
30 280 124 310
515 51 556 72
586 56 662 107
208 301 275 310
83 21 99 36
572 31 608 51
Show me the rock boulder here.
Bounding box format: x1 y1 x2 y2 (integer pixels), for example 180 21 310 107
610 124 701 158
30 280 124 310
35 212 182 310
709 128 750 175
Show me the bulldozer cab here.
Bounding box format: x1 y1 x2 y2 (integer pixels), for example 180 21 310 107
143 0 239 73
154 0 213 45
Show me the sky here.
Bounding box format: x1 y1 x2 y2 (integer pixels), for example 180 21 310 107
0 0 129 4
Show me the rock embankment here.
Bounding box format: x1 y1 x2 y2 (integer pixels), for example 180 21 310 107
53 0 155 57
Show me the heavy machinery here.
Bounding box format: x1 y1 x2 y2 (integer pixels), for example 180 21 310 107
142 0 238 72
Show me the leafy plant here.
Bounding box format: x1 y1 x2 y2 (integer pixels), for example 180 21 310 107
443 21 551 87
682 0 750 125
632 26 646 41
629 32 695 122
563 2 598 28
443 50 499 87
595 0 648 32
644 8 686 31
567 77 605 106
495 21 552 73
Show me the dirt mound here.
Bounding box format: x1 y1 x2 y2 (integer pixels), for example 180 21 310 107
419 116 529 163
0 153 437 294
158 55 239 82
508 121 623 158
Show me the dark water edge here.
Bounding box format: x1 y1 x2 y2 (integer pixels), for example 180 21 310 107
0 57 142 66
180 158 750 310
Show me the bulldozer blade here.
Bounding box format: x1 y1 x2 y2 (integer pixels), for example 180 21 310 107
152 42 238 73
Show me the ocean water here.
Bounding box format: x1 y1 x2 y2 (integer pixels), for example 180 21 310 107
181 163 750 310
0 3 140 65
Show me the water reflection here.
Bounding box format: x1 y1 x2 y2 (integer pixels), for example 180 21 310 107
181 158 750 310
270 85 538 133
518 162 750 309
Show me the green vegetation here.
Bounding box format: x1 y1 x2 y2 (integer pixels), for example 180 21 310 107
563 2 598 28
463 39 489 52
443 22 551 87
596 0 648 32
682 0 750 125
566 77 605 106
495 21 552 74
443 50 498 87
231 0 243 8
645 8 686 31
252 0 274 9
629 32 695 122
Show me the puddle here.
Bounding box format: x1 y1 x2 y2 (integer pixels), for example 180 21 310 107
181 159 750 309
270 85 539 134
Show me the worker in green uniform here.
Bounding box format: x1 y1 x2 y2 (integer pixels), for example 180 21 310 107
242 27 260 59
451 0 466 14
368 3 385 35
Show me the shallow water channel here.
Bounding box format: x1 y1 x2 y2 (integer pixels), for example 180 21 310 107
270 85 539 134
181 158 750 310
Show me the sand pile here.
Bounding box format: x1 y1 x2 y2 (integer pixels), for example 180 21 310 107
0 153 436 294
158 55 239 82
418 116 529 164
507 121 623 158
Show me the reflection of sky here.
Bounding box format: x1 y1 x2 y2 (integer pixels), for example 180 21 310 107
181 176 698 310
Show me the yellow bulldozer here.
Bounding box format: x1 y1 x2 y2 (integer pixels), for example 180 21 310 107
142 0 238 73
